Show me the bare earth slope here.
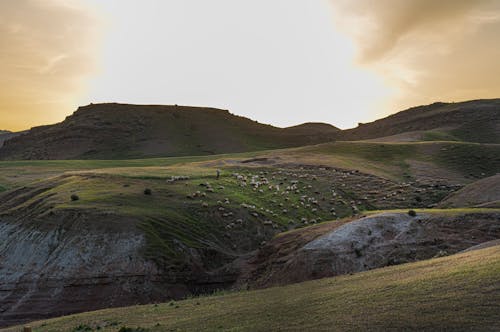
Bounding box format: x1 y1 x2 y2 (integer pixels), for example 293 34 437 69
3 245 500 332
339 98 500 143
237 211 500 288
0 104 339 160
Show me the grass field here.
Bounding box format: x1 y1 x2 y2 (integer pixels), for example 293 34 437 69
4 244 499 332
1 141 498 191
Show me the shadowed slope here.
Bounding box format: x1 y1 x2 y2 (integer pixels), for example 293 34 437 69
0 104 338 160
340 99 500 143
3 245 499 332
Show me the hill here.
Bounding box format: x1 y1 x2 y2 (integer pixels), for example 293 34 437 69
339 98 500 143
3 244 499 332
0 103 338 160
439 174 500 208
284 122 340 134
1 139 499 327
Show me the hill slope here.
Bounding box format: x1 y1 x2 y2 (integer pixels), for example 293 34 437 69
0 131 25 148
4 245 499 332
339 98 500 143
0 103 338 160
439 174 500 208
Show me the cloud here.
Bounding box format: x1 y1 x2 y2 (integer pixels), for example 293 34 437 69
329 0 500 114
0 0 101 130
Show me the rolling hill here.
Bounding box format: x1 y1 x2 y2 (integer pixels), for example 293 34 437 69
0 103 339 160
1 99 498 160
1 139 498 327
339 98 500 143
0 98 499 330
439 174 500 208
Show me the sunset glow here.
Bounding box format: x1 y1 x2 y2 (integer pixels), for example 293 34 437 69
1 0 500 131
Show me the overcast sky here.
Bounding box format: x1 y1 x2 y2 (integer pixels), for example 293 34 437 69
1 0 500 131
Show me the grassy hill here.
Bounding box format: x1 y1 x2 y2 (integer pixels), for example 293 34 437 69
439 174 500 208
339 98 500 143
0 103 338 160
4 244 499 332
0 139 498 327
2 98 498 161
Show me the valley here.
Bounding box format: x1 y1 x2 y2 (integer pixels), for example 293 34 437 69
0 100 498 330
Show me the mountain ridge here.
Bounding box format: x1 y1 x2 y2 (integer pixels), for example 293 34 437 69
0 103 338 160
1 98 499 160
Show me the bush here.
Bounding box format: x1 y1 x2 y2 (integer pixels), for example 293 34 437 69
72 325 92 332
408 209 417 217
70 194 79 201
144 188 152 195
118 327 149 332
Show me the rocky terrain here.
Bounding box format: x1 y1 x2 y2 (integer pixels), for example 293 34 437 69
0 131 24 149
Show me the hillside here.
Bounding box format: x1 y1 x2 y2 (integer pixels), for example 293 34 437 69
439 174 500 208
339 98 500 143
1 139 499 327
4 245 499 332
0 131 25 148
1 99 498 160
0 103 338 160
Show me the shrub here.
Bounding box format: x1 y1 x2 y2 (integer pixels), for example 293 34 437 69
118 327 149 332
72 325 92 332
70 194 79 201
144 188 152 195
408 209 417 217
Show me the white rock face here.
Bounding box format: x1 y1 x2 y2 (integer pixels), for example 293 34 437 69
304 213 425 251
301 213 427 275
0 213 162 328
0 221 155 283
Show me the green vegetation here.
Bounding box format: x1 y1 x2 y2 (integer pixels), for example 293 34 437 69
433 143 500 178
2 140 497 268
5 245 499 332
422 130 460 141
450 120 500 144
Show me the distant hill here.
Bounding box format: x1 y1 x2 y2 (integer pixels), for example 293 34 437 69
0 103 338 160
285 122 340 134
339 99 500 143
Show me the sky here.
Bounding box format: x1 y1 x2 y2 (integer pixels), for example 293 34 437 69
1 0 500 131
